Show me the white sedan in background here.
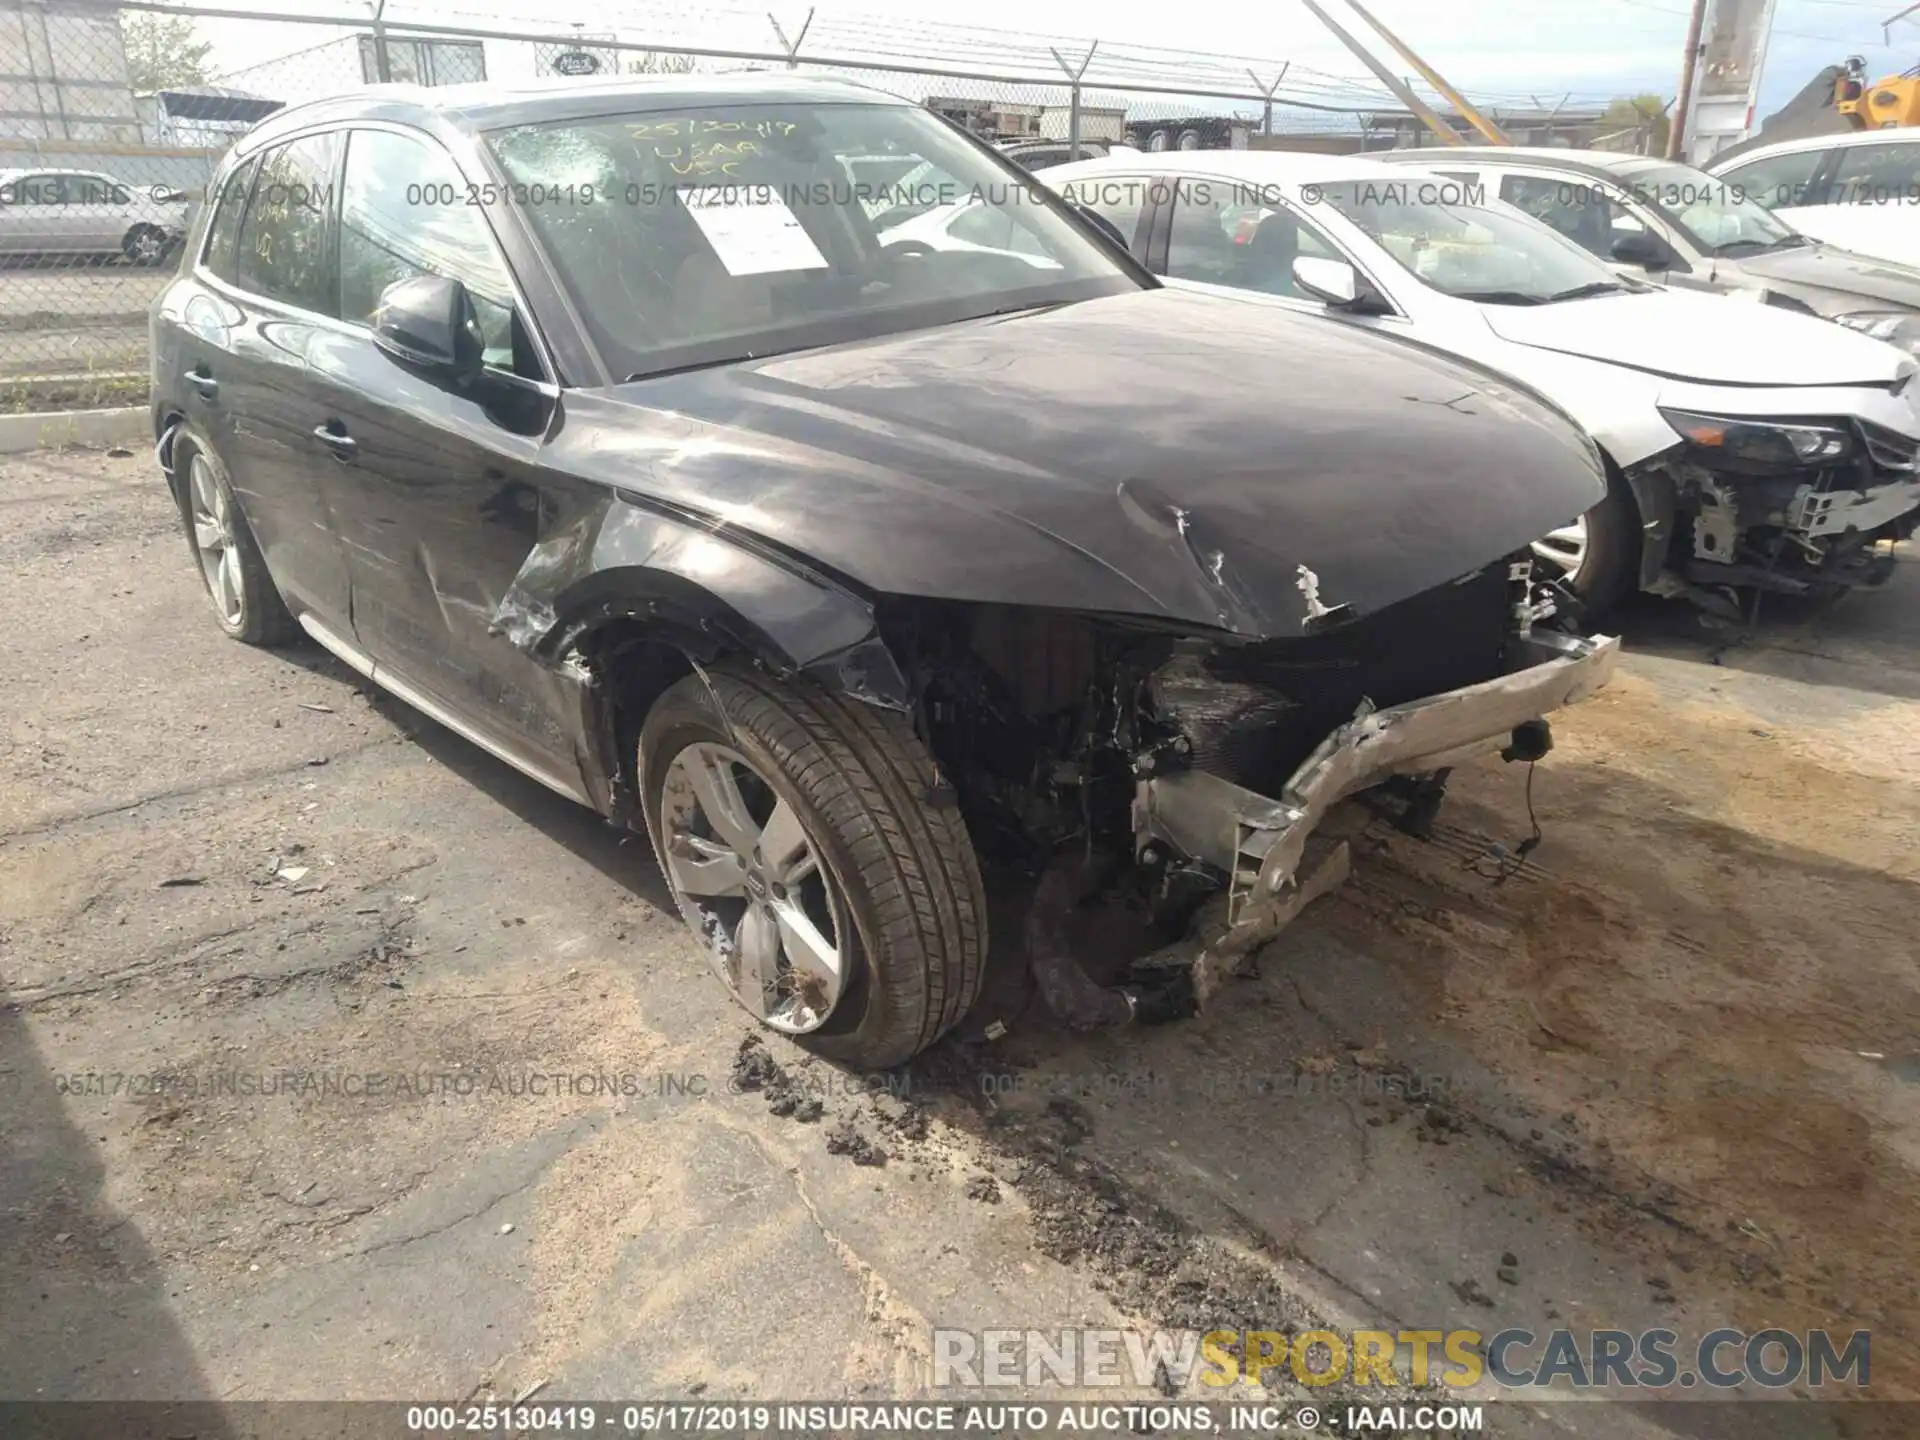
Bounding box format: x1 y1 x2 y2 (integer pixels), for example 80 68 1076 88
1706 129 1920 270
0 168 191 265
1041 150 1920 613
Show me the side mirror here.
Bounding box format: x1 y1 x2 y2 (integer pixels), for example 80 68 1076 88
1610 228 1671 270
1293 255 1394 313
373 274 484 386
1292 254 1358 305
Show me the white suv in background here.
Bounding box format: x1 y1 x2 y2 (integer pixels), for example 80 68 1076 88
0 169 191 265
1706 130 1920 269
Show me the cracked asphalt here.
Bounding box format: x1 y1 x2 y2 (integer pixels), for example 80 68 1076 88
2 446 1915 1438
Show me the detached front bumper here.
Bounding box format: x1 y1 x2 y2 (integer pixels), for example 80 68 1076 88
1133 630 1620 935
1788 474 1920 542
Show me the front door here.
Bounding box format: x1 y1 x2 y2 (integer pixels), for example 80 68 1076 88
307 124 580 780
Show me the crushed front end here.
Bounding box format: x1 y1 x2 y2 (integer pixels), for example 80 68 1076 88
1650 408 1920 598
891 556 1618 1022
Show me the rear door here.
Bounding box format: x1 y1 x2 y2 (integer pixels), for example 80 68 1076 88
209 129 357 632
64 174 126 251
305 123 581 780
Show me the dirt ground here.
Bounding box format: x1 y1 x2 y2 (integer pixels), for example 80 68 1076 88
2 446 1916 1437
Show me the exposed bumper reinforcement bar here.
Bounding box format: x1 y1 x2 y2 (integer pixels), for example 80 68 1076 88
1133 631 1622 940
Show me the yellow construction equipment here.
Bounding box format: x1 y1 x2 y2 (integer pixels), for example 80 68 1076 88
1834 55 1920 128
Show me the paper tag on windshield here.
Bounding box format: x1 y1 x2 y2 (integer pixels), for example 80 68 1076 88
677 184 829 277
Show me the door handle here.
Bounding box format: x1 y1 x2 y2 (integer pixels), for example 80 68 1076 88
183 369 217 400
311 423 357 461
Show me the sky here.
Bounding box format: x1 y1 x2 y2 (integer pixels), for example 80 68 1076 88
179 0 1920 129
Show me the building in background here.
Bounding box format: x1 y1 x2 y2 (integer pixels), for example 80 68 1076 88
1 0 141 143
1682 0 1779 164
1361 105 1611 150
138 85 282 148
216 31 485 105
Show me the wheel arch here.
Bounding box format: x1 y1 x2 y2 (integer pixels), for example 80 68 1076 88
1605 447 1679 590
501 499 916 825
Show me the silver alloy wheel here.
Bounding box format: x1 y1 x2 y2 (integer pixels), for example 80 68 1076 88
188 454 244 628
128 227 164 264
1531 514 1589 584
658 741 846 1033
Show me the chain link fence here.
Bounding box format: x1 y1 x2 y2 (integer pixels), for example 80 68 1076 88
0 0 1619 412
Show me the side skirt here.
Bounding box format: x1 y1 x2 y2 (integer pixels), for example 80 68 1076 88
297 613 595 809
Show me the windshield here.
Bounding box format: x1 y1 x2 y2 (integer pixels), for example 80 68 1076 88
486 102 1137 380
1614 162 1797 254
1316 178 1625 304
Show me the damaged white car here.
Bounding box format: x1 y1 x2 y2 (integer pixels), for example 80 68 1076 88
1046 152 1920 612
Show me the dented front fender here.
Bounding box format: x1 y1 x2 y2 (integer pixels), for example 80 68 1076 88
489 489 911 710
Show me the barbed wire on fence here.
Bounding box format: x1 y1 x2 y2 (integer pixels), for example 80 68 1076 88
0 0 1652 412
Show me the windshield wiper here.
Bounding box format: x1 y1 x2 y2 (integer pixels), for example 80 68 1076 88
1541 280 1627 303
1451 289 1545 306
1760 233 1812 252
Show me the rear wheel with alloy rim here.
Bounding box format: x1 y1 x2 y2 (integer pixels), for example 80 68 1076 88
639 664 986 1068
174 433 298 645
124 224 167 265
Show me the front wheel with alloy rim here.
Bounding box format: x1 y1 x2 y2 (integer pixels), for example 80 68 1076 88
639 664 987 1069
1529 471 1641 616
173 434 299 646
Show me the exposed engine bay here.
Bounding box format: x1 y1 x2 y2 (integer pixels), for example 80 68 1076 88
1630 413 1920 604
880 556 1619 1026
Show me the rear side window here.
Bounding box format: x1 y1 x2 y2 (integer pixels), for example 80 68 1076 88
237 131 343 315
1829 141 1920 206
1720 148 1829 210
338 128 518 368
5 174 63 204
202 156 259 282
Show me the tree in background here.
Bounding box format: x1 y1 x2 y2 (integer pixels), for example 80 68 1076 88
1599 94 1671 155
122 11 215 93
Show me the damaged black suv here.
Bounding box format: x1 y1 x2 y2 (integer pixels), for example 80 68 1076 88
151 75 1619 1067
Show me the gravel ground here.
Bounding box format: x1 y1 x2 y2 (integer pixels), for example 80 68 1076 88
1 447 1914 1437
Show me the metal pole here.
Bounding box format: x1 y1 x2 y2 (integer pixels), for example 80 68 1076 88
1668 0 1707 161
370 0 392 82
1050 42 1096 157
768 8 812 69
1249 65 1287 136
1300 0 1462 145
1341 0 1511 144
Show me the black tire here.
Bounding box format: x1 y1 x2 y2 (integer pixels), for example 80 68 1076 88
171 429 300 646
123 224 167 266
1176 127 1203 150
639 663 987 1069
1554 471 1642 617
1147 127 1172 152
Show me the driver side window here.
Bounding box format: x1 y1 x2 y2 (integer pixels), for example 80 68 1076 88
1166 178 1337 297
338 127 522 371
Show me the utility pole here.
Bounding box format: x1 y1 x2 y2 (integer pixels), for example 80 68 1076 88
1667 0 1708 161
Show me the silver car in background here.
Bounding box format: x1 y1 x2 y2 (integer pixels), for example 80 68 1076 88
0 168 191 265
